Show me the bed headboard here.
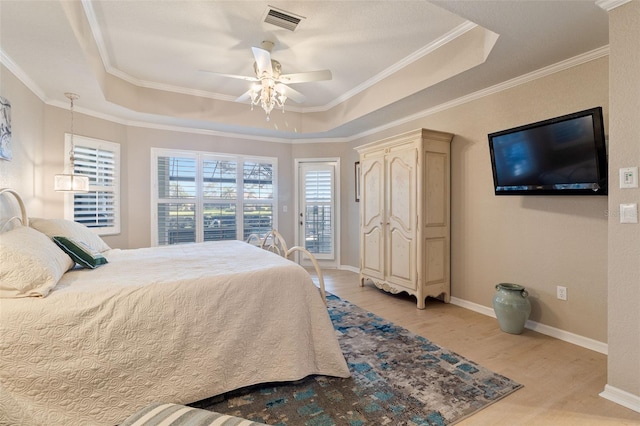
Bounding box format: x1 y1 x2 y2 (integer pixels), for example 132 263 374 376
247 228 327 305
0 188 28 233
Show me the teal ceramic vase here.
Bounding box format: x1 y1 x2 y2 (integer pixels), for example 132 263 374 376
493 283 531 334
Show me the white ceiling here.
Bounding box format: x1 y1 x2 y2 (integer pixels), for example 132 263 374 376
0 1 610 142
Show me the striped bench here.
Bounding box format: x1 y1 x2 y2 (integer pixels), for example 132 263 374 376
120 402 267 426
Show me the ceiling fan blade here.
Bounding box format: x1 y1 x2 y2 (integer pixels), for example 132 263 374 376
251 47 273 76
278 70 333 84
235 89 253 103
200 70 258 82
279 69 332 84
275 83 306 103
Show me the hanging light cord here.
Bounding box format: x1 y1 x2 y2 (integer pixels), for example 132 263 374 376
65 93 78 171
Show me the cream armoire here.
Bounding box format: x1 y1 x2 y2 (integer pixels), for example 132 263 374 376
356 129 454 309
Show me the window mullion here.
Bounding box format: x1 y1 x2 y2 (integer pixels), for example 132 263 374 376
196 153 204 243
236 159 244 240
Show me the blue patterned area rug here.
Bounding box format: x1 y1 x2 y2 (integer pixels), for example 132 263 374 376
193 294 522 425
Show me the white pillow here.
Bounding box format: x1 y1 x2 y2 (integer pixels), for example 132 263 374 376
0 226 75 298
29 218 111 252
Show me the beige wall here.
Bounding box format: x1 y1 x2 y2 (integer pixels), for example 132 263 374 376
0 68 47 216
347 57 610 343
606 0 640 400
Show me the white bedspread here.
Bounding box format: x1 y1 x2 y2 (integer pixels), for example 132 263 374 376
0 241 350 426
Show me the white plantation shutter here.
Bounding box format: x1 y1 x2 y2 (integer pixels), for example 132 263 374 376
243 162 273 200
155 155 198 245
203 158 238 242
302 165 334 257
74 145 116 186
158 156 197 198
64 135 120 235
242 161 274 240
305 169 332 203
151 148 277 246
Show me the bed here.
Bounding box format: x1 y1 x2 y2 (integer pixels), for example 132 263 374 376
0 188 350 425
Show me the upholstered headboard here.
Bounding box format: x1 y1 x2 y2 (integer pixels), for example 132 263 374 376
0 188 28 233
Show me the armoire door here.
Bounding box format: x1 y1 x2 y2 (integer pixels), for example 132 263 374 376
385 146 417 290
360 154 385 280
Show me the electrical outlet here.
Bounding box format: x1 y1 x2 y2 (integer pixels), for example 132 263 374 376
557 286 567 301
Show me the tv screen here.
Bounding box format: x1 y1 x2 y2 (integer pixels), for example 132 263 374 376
488 107 608 195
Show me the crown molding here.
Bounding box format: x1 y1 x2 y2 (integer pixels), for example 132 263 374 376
79 0 253 107
2 44 609 145
346 45 611 142
596 0 632 11
306 21 479 113
0 48 48 102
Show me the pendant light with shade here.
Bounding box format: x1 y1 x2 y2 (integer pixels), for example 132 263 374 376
54 93 89 192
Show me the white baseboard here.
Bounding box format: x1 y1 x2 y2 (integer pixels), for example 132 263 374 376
450 297 608 355
330 278 608 354
600 385 640 413
450 297 495 317
338 265 359 274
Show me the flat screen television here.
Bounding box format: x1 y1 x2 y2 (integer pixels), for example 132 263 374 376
488 107 608 196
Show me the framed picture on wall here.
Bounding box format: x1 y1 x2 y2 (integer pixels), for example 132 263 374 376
0 96 12 161
355 161 361 202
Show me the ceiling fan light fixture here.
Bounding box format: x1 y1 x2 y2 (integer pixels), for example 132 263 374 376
248 76 287 121
206 41 330 121
252 84 289 121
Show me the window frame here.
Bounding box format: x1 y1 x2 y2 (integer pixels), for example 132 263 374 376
63 134 121 236
151 147 278 246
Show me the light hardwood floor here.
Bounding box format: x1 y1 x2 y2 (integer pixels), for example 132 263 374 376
313 268 640 426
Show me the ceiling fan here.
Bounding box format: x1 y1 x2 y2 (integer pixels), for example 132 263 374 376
203 41 332 120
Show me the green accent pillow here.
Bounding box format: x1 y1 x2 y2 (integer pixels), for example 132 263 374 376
53 236 108 269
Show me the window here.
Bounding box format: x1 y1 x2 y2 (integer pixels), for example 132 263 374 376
152 148 277 246
64 135 121 235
